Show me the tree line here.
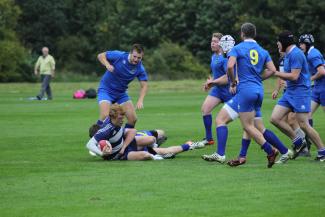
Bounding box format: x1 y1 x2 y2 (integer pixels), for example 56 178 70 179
1 0 324 82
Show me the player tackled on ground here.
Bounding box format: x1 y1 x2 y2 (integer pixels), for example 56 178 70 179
86 104 204 161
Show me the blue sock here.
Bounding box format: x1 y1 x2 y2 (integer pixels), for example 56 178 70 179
309 119 313 127
261 142 273 155
216 126 228 156
239 139 251 157
263 129 288 154
125 123 134 129
203 115 213 141
181 144 190 151
292 136 303 147
97 119 103 126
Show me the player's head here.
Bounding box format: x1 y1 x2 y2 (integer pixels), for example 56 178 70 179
277 30 295 52
211 32 223 53
109 104 126 127
42 47 49 56
155 129 167 145
298 34 314 53
130 44 144 65
219 35 235 53
89 124 100 138
240 23 256 40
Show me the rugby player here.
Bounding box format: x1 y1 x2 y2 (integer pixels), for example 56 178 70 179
96 44 148 129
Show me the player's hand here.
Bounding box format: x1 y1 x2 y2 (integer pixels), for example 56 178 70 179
101 143 112 156
229 86 236 95
106 64 114 72
272 90 279 99
136 100 144 110
119 147 125 155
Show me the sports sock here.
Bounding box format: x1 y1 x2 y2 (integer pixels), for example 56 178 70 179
309 119 313 127
261 142 273 155
263 129 288 154
216 125 228 156
294 128 305 138
181 144 190 151
292 136 303 147
317 148 325 156
239 139 251 157
97 119 103 126
125 123 135 129
203 114 213 141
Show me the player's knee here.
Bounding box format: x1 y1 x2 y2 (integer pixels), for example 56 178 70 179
269 116 279 126
298 121 309 131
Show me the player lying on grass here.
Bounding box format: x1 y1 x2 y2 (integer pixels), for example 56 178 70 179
86 104 203 160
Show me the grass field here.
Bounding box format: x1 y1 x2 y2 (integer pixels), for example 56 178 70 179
0 80 324 217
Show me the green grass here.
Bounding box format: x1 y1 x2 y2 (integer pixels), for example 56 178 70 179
0 80 324 217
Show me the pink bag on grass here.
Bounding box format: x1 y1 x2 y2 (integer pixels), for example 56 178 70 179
73 90 86 99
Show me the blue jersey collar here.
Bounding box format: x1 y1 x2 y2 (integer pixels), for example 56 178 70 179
286 45 296 55
308 46 314 54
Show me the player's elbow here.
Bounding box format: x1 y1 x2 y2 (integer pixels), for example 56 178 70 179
97 52 105 61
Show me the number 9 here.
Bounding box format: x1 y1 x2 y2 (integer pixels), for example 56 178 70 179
250 50 259 65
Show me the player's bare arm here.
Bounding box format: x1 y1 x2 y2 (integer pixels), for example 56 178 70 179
275 68 301 81
311 65 325 81
136 81 148 110
97 52 114 72
227 56 237 94
120 128 137 154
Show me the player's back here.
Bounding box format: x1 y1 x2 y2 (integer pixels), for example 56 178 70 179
307 47 325 88
230 40 271 89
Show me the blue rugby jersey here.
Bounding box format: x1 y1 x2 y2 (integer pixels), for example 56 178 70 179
283 46 311 96
99 50 148 93
228 39 272 90
307 46 325 90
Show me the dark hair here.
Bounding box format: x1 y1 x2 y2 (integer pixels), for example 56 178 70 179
241 23 256 38
278 30 295 52
131 44 144 53
89 124 100 138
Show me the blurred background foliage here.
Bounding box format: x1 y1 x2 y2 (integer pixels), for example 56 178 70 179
0 0 324 81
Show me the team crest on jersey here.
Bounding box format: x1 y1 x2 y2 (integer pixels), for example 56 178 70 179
301 105 305 110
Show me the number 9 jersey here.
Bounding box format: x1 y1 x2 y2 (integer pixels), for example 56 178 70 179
228 39 272 91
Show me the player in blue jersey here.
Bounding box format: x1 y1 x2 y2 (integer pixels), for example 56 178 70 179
299 34 325 117
227 23 283 168
201 34 292 166
271 31 325 161
272 52 312 156
96 44 148 129
199 32 233 146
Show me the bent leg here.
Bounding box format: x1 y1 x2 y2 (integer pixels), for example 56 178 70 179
122 101 137 128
